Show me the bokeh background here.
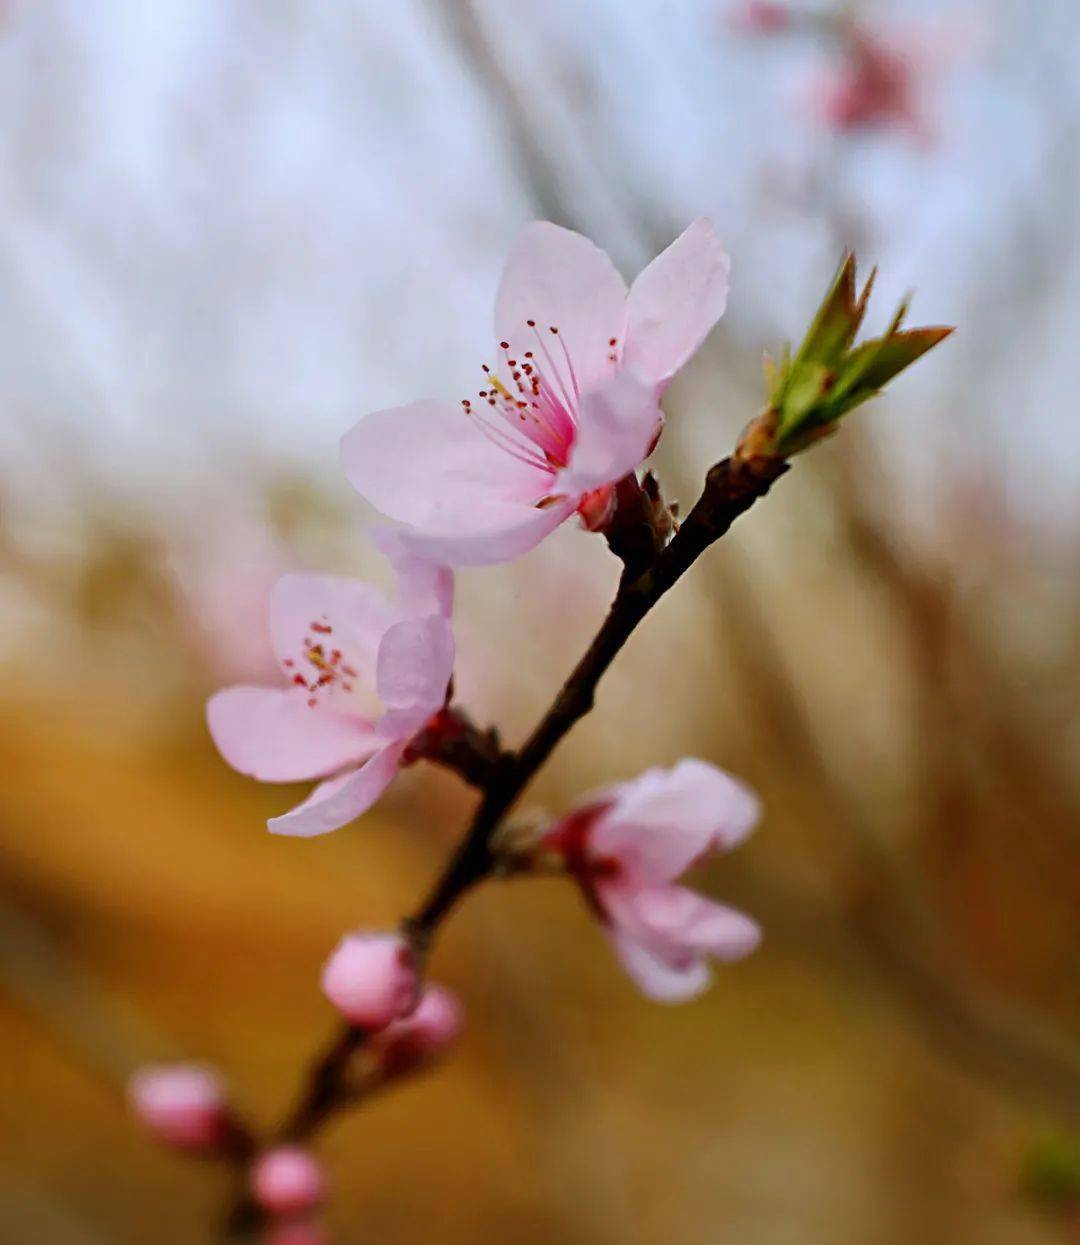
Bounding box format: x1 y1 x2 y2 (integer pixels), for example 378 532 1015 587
2 1 1079 1241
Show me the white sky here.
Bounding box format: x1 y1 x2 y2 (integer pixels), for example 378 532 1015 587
0 0 1077 524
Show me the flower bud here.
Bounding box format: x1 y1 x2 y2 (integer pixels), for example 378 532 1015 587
127 1063 228 1151
372 984 462 1075
320 931 418 1030
250 1147 327 1219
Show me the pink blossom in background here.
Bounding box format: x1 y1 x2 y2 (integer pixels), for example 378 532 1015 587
250 1148 327 1219
728 0 791 35
207 540 454 837
320 931 419 1030
371 983 462 1074
341 218 730 566
544 759 762 1003
127 1064 228 1151
807 15 976 145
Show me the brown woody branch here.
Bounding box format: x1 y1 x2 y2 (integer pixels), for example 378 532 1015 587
222 436 788 1239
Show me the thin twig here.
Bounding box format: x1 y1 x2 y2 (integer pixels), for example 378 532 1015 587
221 444 788 1239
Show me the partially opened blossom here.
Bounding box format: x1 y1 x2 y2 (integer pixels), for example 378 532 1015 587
128 1064 229 1151
341 219 730 565
320 931 419 1030
543 759 762 1003
250 1148 327 1219
207 540 454 837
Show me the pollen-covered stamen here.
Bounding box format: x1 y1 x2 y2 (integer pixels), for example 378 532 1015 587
527 319 578 423
283 617 360 707
460 317 610 473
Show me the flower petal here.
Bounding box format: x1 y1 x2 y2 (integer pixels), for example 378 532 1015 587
341 399 550 527
593 758 761 882
373 528 454 621
622 218 731 391
376 615 455 740
617 884 762 961
608 928 711 1004
268 743 406 838
495 222 628 394
384 496 576 568
206 686 378 783
557 372 663 497
270 573 395 712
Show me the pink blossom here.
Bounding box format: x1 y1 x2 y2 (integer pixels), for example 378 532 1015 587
250 1148 327 1219
206 537 454 837
320 931 419 1030
127 1063 228 1151
809 20 952 144
370 984 462 1075
543 759 761 1003
341 219 730 565
728 1 791 34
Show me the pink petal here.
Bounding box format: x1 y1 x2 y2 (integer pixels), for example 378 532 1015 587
341 399 550 526
622 218 731 392
375 615 455 740
270 573 395 709
608 928 711 1004
495 222 628 394
593 758 761 882
385 496 576 568
373 528 454 621
206 686 378 783
268 744 405 837
557 372 663 497
615 884 761 962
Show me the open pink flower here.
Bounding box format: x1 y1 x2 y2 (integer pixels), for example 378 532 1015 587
206 539 454 837
543 759 761 1003
341 219 730 565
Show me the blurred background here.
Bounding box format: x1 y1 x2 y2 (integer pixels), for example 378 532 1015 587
2 0 1079 1241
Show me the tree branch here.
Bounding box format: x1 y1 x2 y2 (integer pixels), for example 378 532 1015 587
220 443 788 1239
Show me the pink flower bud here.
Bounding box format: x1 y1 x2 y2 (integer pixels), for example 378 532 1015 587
127 1063 228 1151
320 932 418 1030
372 985 463 1075
250 1147 327 1219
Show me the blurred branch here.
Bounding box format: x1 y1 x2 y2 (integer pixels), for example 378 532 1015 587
705 550 1080 1127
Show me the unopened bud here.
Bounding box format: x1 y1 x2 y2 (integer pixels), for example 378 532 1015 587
250 1147 327 1219
321 931 418 1030
128 1064 228 1151
371 984 463 1076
